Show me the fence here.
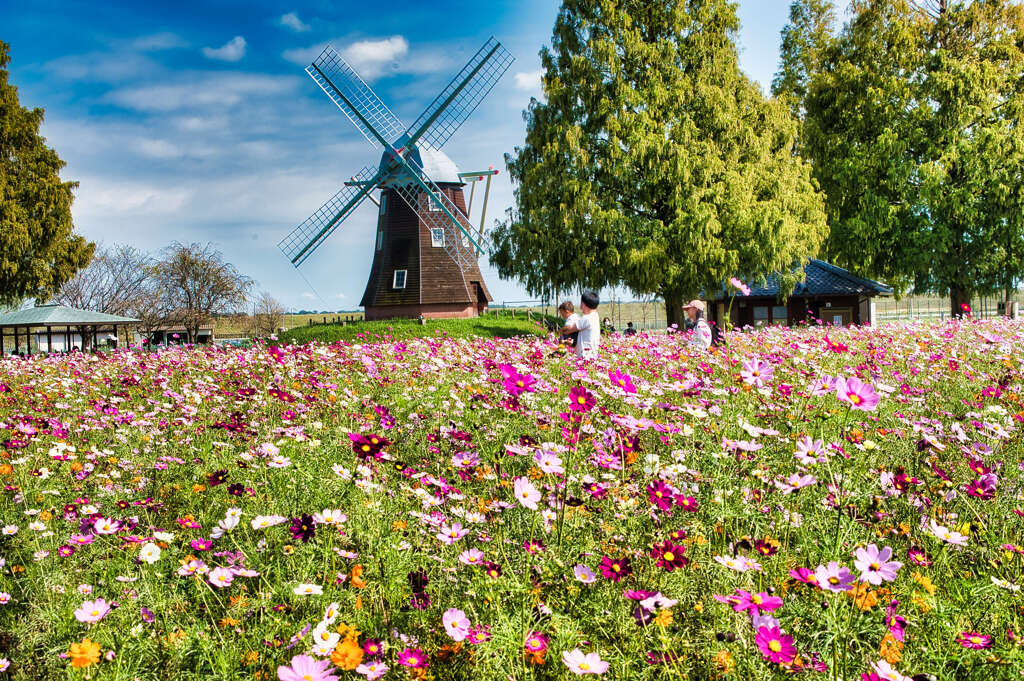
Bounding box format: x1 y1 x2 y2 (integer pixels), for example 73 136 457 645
492 298 669 333
875 294 1022 325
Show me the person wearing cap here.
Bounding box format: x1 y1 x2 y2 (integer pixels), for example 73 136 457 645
683 299 712 350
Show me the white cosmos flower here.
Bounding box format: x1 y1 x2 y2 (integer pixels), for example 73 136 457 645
293 583 323 596
138 543 161 564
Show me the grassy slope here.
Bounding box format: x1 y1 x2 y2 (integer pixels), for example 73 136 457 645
276 313 557 345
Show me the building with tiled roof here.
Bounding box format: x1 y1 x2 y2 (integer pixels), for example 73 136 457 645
708 259 893 328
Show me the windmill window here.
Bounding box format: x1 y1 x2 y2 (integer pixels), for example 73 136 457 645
427 195 444 212
430 228 445 248
379 194 387 215
392 269 407 290
376 229 383 251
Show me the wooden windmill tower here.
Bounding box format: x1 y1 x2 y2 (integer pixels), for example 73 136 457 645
278 38 513 320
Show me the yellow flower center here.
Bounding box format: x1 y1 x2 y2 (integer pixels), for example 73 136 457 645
577 396 586 404
849 393 863 405
663 552 675 562
871 562 880 570
768 640 782 653
579 662 591 671
751 595 762 604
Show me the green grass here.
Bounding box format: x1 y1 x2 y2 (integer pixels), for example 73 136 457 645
275 312 557 344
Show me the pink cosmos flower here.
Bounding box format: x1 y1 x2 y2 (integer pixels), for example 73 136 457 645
73 598 111 623
355 661 388 680
573 564 597 584
277 654 338 681
714 589 782 616
524 632 549 652
93 517 121 535
608 369 637 394
442 608 471 642
500 364 536 396
740 359 774 387
809 374 837 396
814 561 856 592
729 277 752 296
853 544 902 585
755 626 796 664
835 376 880 411
869 659 912 681
513 477 541 510
436 522 469 545
458 548 484 566
562 648 609 675
207 566 235 588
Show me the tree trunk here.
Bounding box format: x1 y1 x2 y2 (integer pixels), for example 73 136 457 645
949 287 970 319
664 294 685 330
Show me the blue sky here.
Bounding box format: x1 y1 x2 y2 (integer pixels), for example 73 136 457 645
5 0 851 311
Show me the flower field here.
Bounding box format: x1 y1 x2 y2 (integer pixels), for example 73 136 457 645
0 320 1022 681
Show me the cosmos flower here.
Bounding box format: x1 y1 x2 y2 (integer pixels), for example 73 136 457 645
598 556 632 582
608 369 637 394
651 541 688 572
276 654 338 681
956 631 992 649
68 637 101 668
525 632 549 652
208 567 234 588
740 359 774 387
853 544 902 585
396 648 428 668
814 562 856 592
442 608 471 642
568 386 596 412
73 598 111 624
137 543 161 564
290 515 316 543
928 519 968 546
513 477 541 510
562 648 609 675
754 626 796 664
835 376 880 411
459 549 484 566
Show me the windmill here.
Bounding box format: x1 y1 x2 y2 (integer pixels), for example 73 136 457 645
278 37 514 320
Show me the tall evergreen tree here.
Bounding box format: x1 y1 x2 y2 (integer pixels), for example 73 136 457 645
491 0 828 325
0 41 93 306
772 0 837 118
802 0 1024 314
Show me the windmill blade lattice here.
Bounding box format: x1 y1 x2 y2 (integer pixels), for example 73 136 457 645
405 37 515 150
390 155 483 272
278 165 383 266
307 46 406 150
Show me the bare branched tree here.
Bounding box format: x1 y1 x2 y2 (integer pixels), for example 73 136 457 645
51 244 152 348
155 242 252 344
51 245 151 315
248 291 286 338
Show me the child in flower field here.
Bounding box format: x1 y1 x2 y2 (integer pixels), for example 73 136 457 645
561 290 601 359
556 300 579 349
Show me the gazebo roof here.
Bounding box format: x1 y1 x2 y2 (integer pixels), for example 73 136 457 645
0 305 138 327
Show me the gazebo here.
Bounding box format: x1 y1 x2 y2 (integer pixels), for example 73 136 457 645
0 305 138 356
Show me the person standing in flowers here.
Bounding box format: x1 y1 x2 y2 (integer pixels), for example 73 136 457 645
561 290 601 359
683 299 712 350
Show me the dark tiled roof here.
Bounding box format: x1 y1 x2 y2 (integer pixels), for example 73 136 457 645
0 305 138 327
714 259 893 300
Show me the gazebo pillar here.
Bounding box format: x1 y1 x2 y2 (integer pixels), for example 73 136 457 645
13 326 19 354
92 325 98 350
47 325 53 353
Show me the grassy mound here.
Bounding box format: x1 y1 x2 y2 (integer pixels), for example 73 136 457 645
276 311 556 345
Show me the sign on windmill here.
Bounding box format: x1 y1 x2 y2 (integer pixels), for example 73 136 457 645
278 37 514 320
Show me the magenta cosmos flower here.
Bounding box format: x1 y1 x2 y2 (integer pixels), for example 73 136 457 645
755 625 797 664
396 648 428 668
651 541 688 572
853 544 902 585
714 589 783 616
524 632 549 653
957 631 992 649
562 648 609 675
835 376 880 411
277 654 338 681
598 555 632 582
568 386 596 412
500 364 536 396
608 369 637 394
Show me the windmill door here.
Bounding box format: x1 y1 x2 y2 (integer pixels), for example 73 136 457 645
471 282 487 315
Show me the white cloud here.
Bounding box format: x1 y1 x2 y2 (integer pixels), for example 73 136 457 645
202 36 247 62
513 69 544 92
132 32 188 51
105 73 300 112
135 138 182 160
335 292 346 299
278 12 310 32
300 292 316 300
283 35 423 80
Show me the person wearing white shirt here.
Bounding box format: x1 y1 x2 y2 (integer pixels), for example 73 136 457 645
561 291 601 359
683 299 712 350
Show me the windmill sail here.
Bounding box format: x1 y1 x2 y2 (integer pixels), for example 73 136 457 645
307 46 406 150
278 166 384 266
405 37 515 150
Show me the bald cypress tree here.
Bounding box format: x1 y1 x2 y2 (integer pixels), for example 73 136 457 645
0 41 93 306
490 0 828 326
